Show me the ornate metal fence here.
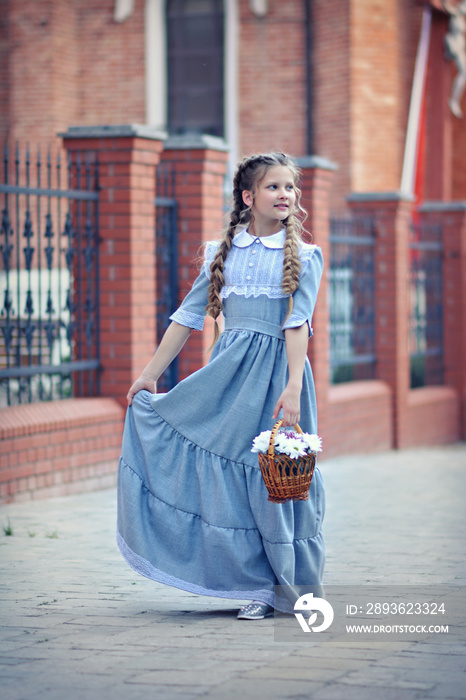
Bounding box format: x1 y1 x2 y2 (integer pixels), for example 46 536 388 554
155 162 178 392
409 220 444 388
329 215 376 383
0 144 100 406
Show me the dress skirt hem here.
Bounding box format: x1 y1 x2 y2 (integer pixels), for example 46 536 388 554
116 529 277 608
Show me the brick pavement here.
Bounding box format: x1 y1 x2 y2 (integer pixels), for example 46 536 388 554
1 444 465 700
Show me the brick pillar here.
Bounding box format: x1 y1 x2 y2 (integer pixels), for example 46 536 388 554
419 202 466 438
297 156 337 444
160 135 229 378
348 193 414 448
62 125 165 406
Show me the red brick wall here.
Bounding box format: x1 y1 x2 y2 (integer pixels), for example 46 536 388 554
312 0 422 209
76 1 145 127
160 143 229 378
326 385 458 456
0 0 10 140
4 0 79 145
64 130 164 406
1 0 464 205
350 0 412 194
326 381 392 457
347 193 463 449
0 398 124 504
0 0 145 148
238 0 307 158
400 387 460 448
419 203 466 437
312 0 351 209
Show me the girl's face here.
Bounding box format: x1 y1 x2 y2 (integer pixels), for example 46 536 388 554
242 165 297 231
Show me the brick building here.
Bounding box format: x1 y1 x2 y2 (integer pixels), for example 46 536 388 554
1 0 465 502
1 0 465 205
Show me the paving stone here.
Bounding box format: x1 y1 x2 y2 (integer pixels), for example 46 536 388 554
337 665 436 690
422 682 466 698
241 664 353 683
189 677 324 700
1 444 465 699
302 683 424 700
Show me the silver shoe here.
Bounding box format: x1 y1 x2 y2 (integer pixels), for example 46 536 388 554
237 602 274 620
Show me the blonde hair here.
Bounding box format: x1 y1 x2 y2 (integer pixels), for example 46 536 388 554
206 153 307 344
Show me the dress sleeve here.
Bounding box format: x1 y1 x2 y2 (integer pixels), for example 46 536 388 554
169 241 219 330
282 245 324 337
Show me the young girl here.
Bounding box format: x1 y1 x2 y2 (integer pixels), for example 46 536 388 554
117 153 325 620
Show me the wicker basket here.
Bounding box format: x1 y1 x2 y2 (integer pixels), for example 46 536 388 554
258 419 316 504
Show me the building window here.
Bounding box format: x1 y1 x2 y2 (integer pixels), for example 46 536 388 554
166 0 224 137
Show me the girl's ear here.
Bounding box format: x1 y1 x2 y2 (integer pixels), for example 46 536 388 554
242 189 253 207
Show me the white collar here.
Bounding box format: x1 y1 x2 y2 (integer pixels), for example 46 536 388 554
232 228 286 249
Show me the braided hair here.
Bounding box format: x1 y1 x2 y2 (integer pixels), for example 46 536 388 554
206 153 307 344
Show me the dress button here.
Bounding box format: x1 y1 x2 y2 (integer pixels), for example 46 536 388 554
246 275 251 281
255 239 260 244
249 262 253 268
252 250 257 255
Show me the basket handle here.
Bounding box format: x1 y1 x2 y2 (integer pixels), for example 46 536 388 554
267 419 303 457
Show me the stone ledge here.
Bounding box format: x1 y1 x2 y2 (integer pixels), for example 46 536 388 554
163 133 229 152
0 398 124 439
60 124 167 141
418 201 466 213
347 191 416 203
329 380 391 404
407 385 458 406
295 155 338 171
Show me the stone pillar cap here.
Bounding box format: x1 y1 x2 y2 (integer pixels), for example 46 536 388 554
295 155 338 171
60 124 167 140
163 133 229 152
347 191 415 203
418 201 466 212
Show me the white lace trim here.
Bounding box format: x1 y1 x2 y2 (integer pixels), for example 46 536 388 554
282 313 313 336
170 307 205 330
220 284 288 300
201 240 319 301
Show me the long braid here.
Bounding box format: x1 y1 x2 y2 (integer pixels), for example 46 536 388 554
205 159 252 344
281 175 306 318
282 219 301 318
205 223 234 345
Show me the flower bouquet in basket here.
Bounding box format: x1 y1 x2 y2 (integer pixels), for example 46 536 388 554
251 419 322 504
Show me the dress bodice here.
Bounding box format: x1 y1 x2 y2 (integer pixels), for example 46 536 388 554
170 228 323 337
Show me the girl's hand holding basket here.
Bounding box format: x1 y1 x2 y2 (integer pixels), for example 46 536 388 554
272 383 302 427
252 419 322 504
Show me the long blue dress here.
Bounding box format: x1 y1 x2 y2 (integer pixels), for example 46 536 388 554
117 228 325 612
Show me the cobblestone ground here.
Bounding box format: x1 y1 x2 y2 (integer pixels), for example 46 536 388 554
1 444 465 700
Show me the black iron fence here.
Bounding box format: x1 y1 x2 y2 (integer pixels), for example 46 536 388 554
155 161 179 392
409 220 444 388
0 144 100 406
329 215 376 383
